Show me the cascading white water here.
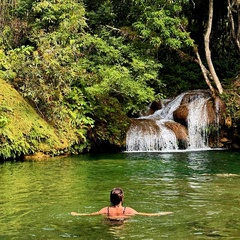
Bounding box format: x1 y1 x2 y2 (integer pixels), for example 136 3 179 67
155 120 179 150
126 123 161 152
126 93 186 152
144 92 186 120
126 120 178 152
187 97 210 149
126 90 218 152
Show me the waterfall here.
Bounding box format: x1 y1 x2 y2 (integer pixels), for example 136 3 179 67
187 97 210 149
126 90 220 152
145 92 186 120
126 120 178 152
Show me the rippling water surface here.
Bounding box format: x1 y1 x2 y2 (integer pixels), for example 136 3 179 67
1 150 240 239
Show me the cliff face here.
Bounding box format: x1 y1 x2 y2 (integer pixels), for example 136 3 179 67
0 79 71 159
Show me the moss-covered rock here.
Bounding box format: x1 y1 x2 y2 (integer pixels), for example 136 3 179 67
0 79 71 159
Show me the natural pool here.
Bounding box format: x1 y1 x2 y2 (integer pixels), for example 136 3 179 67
1 150 240 239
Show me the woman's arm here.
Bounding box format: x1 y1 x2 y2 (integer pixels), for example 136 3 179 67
71 211 101 216
136 211 173 216
71 208 173 217
71 207 107 216
124 207 172 216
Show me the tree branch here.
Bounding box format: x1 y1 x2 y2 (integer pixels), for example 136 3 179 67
204 0 223 94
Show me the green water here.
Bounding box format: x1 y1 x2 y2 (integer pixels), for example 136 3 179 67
1 150 240 240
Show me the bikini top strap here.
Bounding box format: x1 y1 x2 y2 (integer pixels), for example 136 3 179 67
107 206 126 215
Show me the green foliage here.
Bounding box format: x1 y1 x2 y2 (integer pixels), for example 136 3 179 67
130 0 193 49
0 105 12 129
0 0 239 158
63 87 95 153
0 131 30 159
88 96 131 148
83 0 195 103
0 116 9 128
78 30 164 113
0 78 75 159
159 50 206 96
0 1 87 124
16 0 87 33
222 91 240 125
86 1 116 28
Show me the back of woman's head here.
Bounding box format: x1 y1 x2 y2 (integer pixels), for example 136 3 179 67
110 187 124 206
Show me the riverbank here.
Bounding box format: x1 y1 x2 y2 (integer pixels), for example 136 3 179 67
0 79 73 159
0 78 239 160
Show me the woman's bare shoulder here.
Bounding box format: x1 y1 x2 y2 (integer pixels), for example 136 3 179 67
98 207 108 214
124 206 138 215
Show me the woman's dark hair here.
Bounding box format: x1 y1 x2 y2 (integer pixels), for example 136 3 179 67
110 187 124 206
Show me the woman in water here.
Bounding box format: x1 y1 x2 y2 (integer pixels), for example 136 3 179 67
71 187 172 220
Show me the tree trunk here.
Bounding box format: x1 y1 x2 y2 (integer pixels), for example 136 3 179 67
178 24 216 96
194 47 216 96
204 0 223 94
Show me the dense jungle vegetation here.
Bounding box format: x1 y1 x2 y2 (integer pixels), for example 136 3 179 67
0 0 239 159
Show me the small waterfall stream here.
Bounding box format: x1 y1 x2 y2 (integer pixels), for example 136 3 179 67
126 90 222 152
187 97 210 149
126 119 178 151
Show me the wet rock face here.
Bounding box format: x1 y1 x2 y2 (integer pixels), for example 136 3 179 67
126 90 228 151
173 94 227 127
130 119 160 133
190 96 226 126
164 121 188 149
173 104 188 127
180 90 212 105
139 101 162 116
